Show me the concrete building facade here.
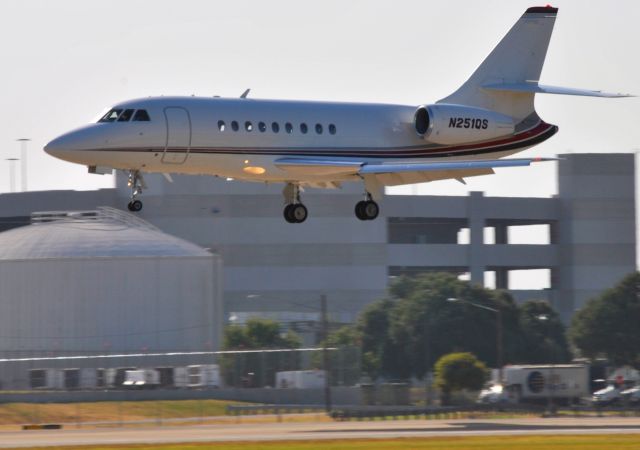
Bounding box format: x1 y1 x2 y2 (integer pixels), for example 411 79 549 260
0 153 634 326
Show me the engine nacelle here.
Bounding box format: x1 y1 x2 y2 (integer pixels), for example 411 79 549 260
414 104 515 145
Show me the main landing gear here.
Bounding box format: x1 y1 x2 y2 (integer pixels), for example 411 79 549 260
355 193 379 221
281 183 380 223
282 183 308 223
126 170 145 212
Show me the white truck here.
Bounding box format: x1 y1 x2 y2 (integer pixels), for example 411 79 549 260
275 370 326 389
478 364 589 405
123 369 160 389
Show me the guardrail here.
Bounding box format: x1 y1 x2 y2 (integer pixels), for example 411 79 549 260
330 403 640 421
226 404 328 416
329 404 545 421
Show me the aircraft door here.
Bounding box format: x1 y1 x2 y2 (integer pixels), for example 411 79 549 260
162 107 192 164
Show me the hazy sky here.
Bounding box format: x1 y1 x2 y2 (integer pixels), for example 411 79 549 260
1 0 638 197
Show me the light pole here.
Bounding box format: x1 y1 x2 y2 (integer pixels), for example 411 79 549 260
5 158 19 193
17 138 30 191
424 313 432 406
447 297 503 383
536 314 555 415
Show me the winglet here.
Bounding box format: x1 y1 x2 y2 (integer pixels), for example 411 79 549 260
240 89 251 99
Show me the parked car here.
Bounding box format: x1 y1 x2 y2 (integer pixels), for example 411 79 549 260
620 386 640 404
477 384 508 404
592 385 620 405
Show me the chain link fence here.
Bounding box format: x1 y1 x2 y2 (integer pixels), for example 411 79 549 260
0 346 362 427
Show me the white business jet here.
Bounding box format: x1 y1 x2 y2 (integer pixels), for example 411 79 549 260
45 6 629 223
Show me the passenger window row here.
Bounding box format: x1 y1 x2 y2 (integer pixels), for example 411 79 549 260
98 109 150 123
217 120 336 135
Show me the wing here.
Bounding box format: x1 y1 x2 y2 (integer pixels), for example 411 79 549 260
275 157 556 186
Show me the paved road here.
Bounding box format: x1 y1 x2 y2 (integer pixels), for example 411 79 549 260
2 417 640 448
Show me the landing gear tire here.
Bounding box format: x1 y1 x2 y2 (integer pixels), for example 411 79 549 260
284 204 308 223
355 200 379 221
127 200 143 212
126 170 145 213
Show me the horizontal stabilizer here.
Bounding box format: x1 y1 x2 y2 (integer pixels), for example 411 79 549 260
359 157 557 175
483 82 633 98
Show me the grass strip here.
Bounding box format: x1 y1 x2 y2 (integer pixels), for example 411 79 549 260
4 434 640 450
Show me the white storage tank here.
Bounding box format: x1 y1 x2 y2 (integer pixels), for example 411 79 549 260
0 207 223 388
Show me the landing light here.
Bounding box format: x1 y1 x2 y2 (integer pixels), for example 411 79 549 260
243 166 266 175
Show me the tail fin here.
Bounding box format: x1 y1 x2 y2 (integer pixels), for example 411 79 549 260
438 6 558 121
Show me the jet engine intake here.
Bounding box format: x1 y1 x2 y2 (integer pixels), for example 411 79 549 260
414 104 515 145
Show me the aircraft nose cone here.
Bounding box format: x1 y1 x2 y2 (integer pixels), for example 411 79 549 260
44 135 68 158
44 128 92 162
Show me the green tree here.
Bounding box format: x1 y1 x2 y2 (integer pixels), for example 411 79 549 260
569 272 640 367
221 318 302 387
355 299 408 379
349 273 570 382
435 352 487 405
314 325 362 386
223 318 301 350
519 300 571 363
387 273 522 378
324 325 360 347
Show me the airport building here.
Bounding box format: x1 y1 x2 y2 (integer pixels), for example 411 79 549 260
0 152 635 348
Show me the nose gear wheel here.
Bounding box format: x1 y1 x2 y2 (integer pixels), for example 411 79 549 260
126 170 145 212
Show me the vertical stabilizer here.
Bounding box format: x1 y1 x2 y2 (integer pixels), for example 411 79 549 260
438 6 558 120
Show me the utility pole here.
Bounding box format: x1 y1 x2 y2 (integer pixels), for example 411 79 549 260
496 307 503 383
447 297 503 383
320 294 332 413
5 158 19 193
17 138 30 192
424 314 432 406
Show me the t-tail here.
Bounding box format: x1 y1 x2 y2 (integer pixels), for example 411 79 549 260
438 6 631 126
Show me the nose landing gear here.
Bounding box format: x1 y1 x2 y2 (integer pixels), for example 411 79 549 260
126 170 145 212
282 183 308 223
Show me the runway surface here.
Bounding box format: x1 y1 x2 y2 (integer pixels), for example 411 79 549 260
2 417 640 448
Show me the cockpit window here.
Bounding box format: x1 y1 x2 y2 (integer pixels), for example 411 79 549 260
118 109 135 122
132 109 150 121
98 109 123 122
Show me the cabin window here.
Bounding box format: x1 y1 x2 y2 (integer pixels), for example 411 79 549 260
245 121 253 132
218 120 226 131
272 122 280 133
285 122 293 134
98 109 123 122
300 123 308 134
132 110 150 121
329 124 336 135
315 123 323 134
117 109 134 122
231 121 239 132
258 122 266 132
